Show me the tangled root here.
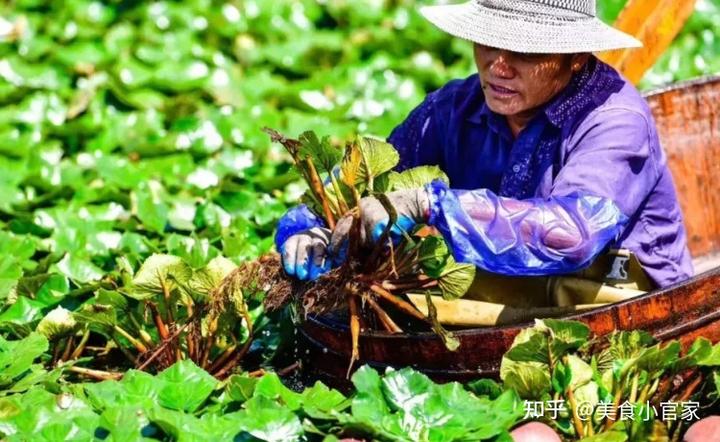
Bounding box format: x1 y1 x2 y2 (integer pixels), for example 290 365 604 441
213 252 359 317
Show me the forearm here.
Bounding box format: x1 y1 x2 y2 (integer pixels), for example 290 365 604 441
458 192 585 250
427 181 628 275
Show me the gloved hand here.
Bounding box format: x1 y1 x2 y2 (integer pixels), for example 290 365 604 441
280 227 333 281
329 188 430 258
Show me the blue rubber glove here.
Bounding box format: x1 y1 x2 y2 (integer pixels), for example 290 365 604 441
329 188 430 258
280 227 333 281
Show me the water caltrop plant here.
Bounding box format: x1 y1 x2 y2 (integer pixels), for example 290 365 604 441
261 129 476 370
27 251 280 379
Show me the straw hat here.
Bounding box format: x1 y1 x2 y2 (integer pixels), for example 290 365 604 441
420 0 642 53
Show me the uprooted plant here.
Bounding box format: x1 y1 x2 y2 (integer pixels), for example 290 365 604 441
231 128 479 374
33 252 282 380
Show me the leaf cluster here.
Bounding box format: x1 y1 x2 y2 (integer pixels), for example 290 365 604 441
500 320 720 441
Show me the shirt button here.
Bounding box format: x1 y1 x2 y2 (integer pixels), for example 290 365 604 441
512 164 521 173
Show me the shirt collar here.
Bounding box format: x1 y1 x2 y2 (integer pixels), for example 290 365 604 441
542 57 599 128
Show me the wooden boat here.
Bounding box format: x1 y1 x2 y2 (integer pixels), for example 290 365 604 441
298 75 720 389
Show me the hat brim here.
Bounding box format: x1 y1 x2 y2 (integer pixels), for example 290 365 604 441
420 1 642 54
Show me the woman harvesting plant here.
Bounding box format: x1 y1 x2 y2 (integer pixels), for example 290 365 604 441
278 0 693 305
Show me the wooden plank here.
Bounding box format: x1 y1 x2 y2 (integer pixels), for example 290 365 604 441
599 0 697 84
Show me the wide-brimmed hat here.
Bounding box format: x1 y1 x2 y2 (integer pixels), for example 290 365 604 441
421 0 642 54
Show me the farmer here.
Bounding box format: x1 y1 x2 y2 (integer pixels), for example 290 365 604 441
276 0 693 308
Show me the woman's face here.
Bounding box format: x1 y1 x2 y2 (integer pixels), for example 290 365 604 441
473 44 588 118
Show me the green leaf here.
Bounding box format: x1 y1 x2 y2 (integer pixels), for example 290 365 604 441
98 406 149 442
356 136 399 190
350 366 392 426
500 359 552 400
0 389 99 441
579 431 628 442
0 296 46 327
152 60 210 92
300 382 349 418
132 181 169 234
504 327 550 365
130 254 192 300
696 341 720 367
226 374 258 402
388 165 449 191
466 378 504 400
418 235 451 279
636 341 681 375
552 361 572 394
156 360 218 412
298 131 343 175
0 333 48 388
538 319 590 358
85 370 159 410
253 372 303 411
437 259 476 300
187 256 236 298
36 306 77 340
241 395 303 442
53 254 104 284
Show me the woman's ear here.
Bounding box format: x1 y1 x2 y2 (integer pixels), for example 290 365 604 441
570 53 591 72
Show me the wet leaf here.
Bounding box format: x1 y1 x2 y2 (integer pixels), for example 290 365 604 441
156 360 218 412
356 136 399 191
131 254 192 300
0 333 48 388
36 306 77 340
388 165 448 191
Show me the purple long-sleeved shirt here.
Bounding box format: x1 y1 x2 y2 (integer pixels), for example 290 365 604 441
388 57 693 288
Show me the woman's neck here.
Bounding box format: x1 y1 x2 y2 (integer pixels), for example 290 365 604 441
505 109 539 138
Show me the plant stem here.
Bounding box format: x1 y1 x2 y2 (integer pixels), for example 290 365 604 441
208 344 237 373
112 335 139 364
160 278 175 324
605 383 625 430
369 284 427 323
113 326 148 353
148 302 170 342
186 324 196 362
566 386 586 438
638 377 660 404
136 321 192 371
61 336 75 362
365 295 402 333
70 329 91 360
676 373 704 403
305 158 335 228
53 338 67 365
347 291 360 379
329 173 350 215
68 366 123 381
200 334 216 369
629 372 640 403
129 314 155 347
380 278 438 292
213 337 253 379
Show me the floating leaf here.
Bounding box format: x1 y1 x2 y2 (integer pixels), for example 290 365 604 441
156 360 218 412
0 333 48 388
36 306 77 340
